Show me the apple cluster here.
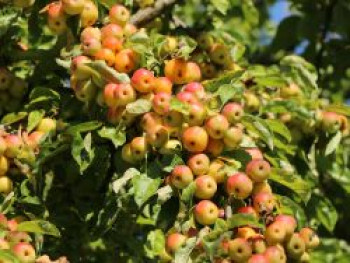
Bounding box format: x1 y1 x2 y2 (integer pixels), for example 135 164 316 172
0 68 28 116
0 118 56 195
45 0 98 34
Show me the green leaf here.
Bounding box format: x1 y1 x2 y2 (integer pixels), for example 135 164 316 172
269 171 311 197
203 70 244 92
227 213 263 229
27 110 45 132
71 132 95 173
242 0 259 26
0 7 19 38
313 195 338 232
181 182 197 204
87 61 130 83
1 112 27 125
275 195 307 227
112 168 140 194
324 104 350 117
98 126 126 149
210 0 230 14
65 121 102 135
17 220 60 237
132 173 162 207
126 99 152 115
325 131 342 156
215 83 244 108
0 250 20 263
174 237 197 263
170 98 190 115
161 154 184 173
265 119 292 142
144 229 165 259
311 238 350 263
243 116 274 150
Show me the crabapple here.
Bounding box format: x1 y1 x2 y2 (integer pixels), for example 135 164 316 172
252 181 272 195
182 126 208 153
61 0 85 15
187 153 210 176
171 165 193 189
222 102 244 124
195 175 217 199
237 227 257 239
275 215 297 237
0 214 7 229
160 37 178 55
245 148 263 160
186 103 207 126
253 192 276 214
94 48 115 67
36 118 56 134
209 44 231 66
184 62 201 83
264 245 287 263
109 4 130 26
223 126 243 148
321 111 341 133
104 83 136 108
237 206 258 218
154 77 173 94
152 92 171 115
0 176 13 194
228 238 252 262
159 140 182 155
252 237 267 254
208 159 226 183
7 219 18 231
285 233 306 259
244 92 260 112
102 37 123 52
280 83 301 99
0 156 9 176
80 0 98 28
166 233 187 254
12 242 36 263
145 125 168 147
176 91 199 105
115 49 138 73
226 173 253 199
5 135 22 158
47 2 67 35
121 144 135 164
206 138 224 157
82 37 102 56
265 221 287 245
164 111 183 127
205 114 229 139
131 68 155 93
299 227 320 250
246 159 271 183
0 238 9 249
141 112 163 131
247 254 268 263
123 23 138 36
6 231 31 244
194 200 219 225
80 27 101 42
130 137 147 161
183 82 205 100
197 33 214 51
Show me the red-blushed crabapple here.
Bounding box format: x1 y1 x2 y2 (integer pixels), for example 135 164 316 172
194 200 219 225
265 221 287 245
130 137 147 161
159 139 182 155
223 126 243 148
183 82 206 100
300 252 310 263
94 48 115 67
221 102 244 124
36 118 56 134
123 23 138 37
226 172 253 199
205 114 229 139
187 153 210 176
184 62 201 83
12 242 36 263
285 233 306 260
61 0 85 15
0 156 9 176
206 138 224 157
176 91 199 105
27 131 44 148
252 236 267 254
47 2 67 35
104 83 136 108
160 36 178 56
131 68 155 93
253 192 276 214
244 92 260 112
152 92 171 115
82 37 102 56
5 134 22 158
154 77 173 94
121 143 136 164
166 233 187 254
280 83 301 99
7 219 18 231
321 111 342 133
171 165 193 189
245 147 264 160
197 33 214 51
109 4 130 26
275 214 297 238
252 181 272 195
0 176 13 194
246 159 271 183
264 245 287 263
237 227 257 239
228 238 252 262
208 159 226 183
80 0 98 28
6 231 31 244
237 206 258 218
164 59 188 84
145 125 168 147
194 175 217 199
209 44 232 66
0 214 7 229
0 238 9 249
102 37 123 52
164 111 183 128
71 56 91 80
80 27 101 42
141 112 163 131
186 103 207 126
0 68 13 91
115 49 138 73
299 227 320 250
107 107 135 126
248 254 268 263
182 126 208 153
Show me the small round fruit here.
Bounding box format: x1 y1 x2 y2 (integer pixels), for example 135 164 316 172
123 23 137 36
0 176 13 194
131 68 155 93
248 254 268 263
102 37 123 52
252 181 272 195
0 137 7 156
226 173 253 199
237 227 257 239
183 82 205 100
145 125 168 147
130 137 147 161
80 27 101 42
121 144 135 164
228 238 252 262
285 233 306 260
5 135 22 158
164 111 183 128
154 77 172 94
109 4 130 26
264 245 287 263
209 44 231 66
300 252 310 263
275 215 297 237
265 221 287 245
186 103 207 126
252 237 267 254
171 165 193 189
208 159 226 183
206 138 224 157
101 24 124 40
82 37 102 56
0 156 9 176
0 238 9 249
245 148 264 160
321 111 341 133
299 228 320 250
194 200 219 225
176 91 199 105
253 192 276 214
104 83 136 108
187 153 210 176
47 3 67 35
223 126 243 148
205 114 229 139
141 112 163 131
152 92 171 115
115 49 138 73
80 0 98 28
166 233 186 254
61 0 85 15
36 118 56 134
237 206 258 218
6 231 31 244
222 102 244 124
12 242 36 263
182 126 208 153
244 92 260 112
246 159 271 183
280 83 301 99
195 175 217 199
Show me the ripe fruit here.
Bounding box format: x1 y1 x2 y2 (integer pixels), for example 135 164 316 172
80 1 99 28
154 77 173 94
228 238 252 262
152 92 171 115
246 159 271 183
248 254 268 263
47 2 67 35
264 246 287 263
130 137 147 161
275 215 297 237
184 62 201 83
186 103 207 126
187 153 210 176
104 83 136 107
0 238 9 249
197 33 214 51
145 125 168 147
226 173 253 199
299 228 320 249
0 68 13 90
101 24 124 39
36 118 56 134
80 27 101 41
222 103 244 124
209 44 231 66
109 4 130 26
244 92 260 112
253 192 275 214
131 68 155 93
12 242 36 263
164 111 183 128
0 214 7 229
237 227 257 239
208 159 226 183
123 23 137 36
223 126 243 148
115 49 138 73
205 114 229 139
61 0 85 15
252 181 272 195
82 37 102 56
0 176 13 194
6 231 31 244
141 112 163 131
321 111 341 133
265 221 286 245
94 48 115 66
176 91 199 105
0 156 9 176
300 252 310 263
195 175 217 199
194 200 219 225
183 82 205 100
285 233 306 260
160 37 178 55
182 126 208 153
7 219 18 231
245 148 263 160
166 233 187 254
171 165 193 189
252 237 267 254
206 138 224 157
280 83 301 99
121 144 135 164
102 37 123 52
237 206 258 218
5 135 22 158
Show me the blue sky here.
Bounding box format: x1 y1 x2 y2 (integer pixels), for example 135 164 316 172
270 0 290 23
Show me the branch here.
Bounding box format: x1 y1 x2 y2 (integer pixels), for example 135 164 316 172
130 0 178 27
